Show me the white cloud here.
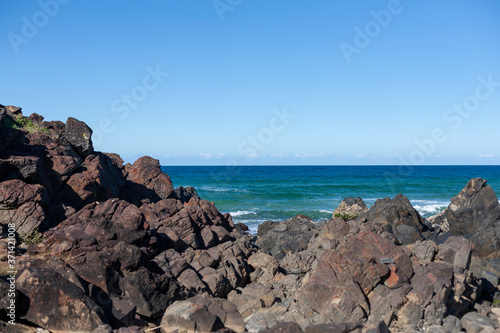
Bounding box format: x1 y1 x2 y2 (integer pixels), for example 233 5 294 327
246 153 258 159
479 154 495 158
199 153 212 158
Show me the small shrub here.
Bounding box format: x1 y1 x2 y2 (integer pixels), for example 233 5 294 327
3 116 49 133
333 212 359 220
20 228 46 245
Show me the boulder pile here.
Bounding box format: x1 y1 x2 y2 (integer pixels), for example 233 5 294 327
1 104 500 333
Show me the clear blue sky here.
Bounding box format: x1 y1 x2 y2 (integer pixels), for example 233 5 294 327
1 0 499 165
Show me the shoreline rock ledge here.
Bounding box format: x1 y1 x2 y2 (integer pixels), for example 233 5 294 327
1 104 500 333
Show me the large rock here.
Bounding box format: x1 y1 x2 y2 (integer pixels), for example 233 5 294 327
255 216 318 261
460 312 495 333
0 179 49 234
248 252 279 284
444 178 500 258
65 117 94 157
175 186 200 203
50 153 126 222
296 231 407 325
122 156 175 204
333 197 368 220
358 194 430 245
17 264 109 332
160 296 245 333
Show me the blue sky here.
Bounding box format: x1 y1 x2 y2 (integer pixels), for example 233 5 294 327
1 0 499 165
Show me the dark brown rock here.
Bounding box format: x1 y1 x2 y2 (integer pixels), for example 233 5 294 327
122 156 175 204
65 117 94 157
358 194 430 245
444 178 500 258
0 179 49 234
160 300 217 333
257 220 280 237
17 265 109 332
261 322 304 333
51 153 126 222
305 323 360 333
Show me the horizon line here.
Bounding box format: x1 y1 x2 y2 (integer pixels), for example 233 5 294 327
160 164 500 167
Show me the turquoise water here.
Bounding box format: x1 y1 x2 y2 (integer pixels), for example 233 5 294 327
162 166 500 234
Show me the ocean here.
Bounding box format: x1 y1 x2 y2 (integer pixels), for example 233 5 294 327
162 165 500 234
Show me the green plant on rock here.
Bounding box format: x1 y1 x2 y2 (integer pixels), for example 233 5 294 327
333 212 359 220
20 228 46 245
3 116 49 133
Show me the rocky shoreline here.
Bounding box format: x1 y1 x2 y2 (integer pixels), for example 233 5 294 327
1 105 500 333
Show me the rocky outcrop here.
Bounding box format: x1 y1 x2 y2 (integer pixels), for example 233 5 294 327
0 179 49 234
444 178 500 258
333 197 368 220
254 215 317 261
65 116 94 158
0 105 255 331
17 259 110 332
2 104 500 332
122 156 175 205
357 194 431 245
228 212 493 332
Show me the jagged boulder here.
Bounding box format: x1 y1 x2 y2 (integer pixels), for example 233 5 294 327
358 194 430 245
122 156 175 204
333 197 368 220
17 263 109 332
444 178 500 258
255 216 318 261
175 186 200 203
0 179 49 234
65 117 94 157
160 296 246 333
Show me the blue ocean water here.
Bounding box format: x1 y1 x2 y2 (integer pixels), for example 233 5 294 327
162 166 500 234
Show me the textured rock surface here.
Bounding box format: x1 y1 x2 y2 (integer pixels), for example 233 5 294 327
445 178 500 258
358 194 431 245
65 116 94 157
2 105 500 332
333 197 368 220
